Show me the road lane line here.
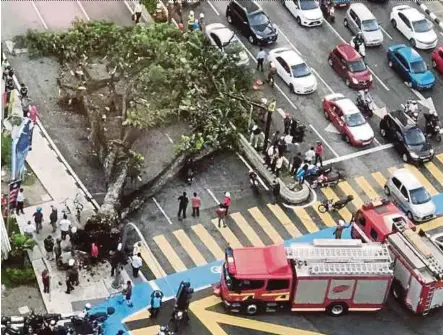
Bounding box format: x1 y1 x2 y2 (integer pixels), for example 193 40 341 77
231 212 265 247
293 208 319 233
31 1 49 30
152 197 173 225
192 224 224 260
371 171 387 189
165 133 174 144
207 0 220 16
211 218 242 248
309 124 339 158
173 229 207 266
368 67 390 91
206 188 220 205
380 26 393 40
267 204 302 237
311 68 334 94
76 0 90 21
323 143 394 165
153 235 187 272
248 207 284 244
235 152 269 191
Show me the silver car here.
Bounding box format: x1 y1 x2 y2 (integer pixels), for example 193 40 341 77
344 3 383 46
384 168 436 222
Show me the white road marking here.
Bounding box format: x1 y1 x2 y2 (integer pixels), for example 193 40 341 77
380 27 393 40
374 138 382 146
324 123 340 134
208 0 220 16
323 143 394 165
31 1 49 30
76 0 90 21
311 68 334 94
368 68 390 91
152 197 173 225
206 188 220 204
236 152 269 191
309 124 339 158
149 280 160 291
410 87 436 112
165 133 174 144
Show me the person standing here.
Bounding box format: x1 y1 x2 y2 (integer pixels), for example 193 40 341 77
304 146 315 164
111 244 124 277
272 180 281 204
216 204 227 228
265 144 276 167
131 252 143 278
33 207 43 234
223 192 231 216
191 192 201 218
187 10 195 31
177 192 189 220
91 242 99 263
122 281 133 307
65 265 75 294
49 205 58 233
150 290 164 318
334 220 350 239
53 238 62 263
249 124 262 150
283 114 292 135
273 154 284 178
42 269 50 294
43 235 55 260
314 141 324 166
291 152 303 175
24 220 36 239
256 48 266 72
59 214 71 240
271 130 281 146
133 1 143 24
16 188 25 215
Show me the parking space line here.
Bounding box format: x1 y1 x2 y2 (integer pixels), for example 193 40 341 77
267 204 302 237
248 207 284 244
76 0 90 21
152 197 173 225
380 26 393 40
231 212 265 247
309 125 339 158
192 224 224 260
31 1 49 30
173 229 207 266
153 235 187 272
293 208 319 233
207 0 220 16
211 218 243 248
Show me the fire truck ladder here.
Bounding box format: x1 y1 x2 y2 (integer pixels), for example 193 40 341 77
391 216 409 232
310 262 392 275
286 245 390 261
423 286 436 314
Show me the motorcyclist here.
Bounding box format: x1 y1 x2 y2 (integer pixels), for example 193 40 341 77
198 13 205 31
404 98 419 120
351 32 364 54
356 89 372 113
424 111 439 135
267 61 277 84
187 10 195 31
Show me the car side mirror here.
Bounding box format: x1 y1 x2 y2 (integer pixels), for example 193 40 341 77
405 197 410 202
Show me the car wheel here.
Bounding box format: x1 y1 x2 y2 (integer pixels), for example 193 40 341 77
432 60 437 68
409 38 416 47
289 84 295 94
402 153 409 162
380 128 386 137
407 211 414 221
343 18 348 27
296 17 302 26
345 78 351 87
326 303 348 317
388 60 393 68
324 110 330 120
227 15 232 24
391 19 397 28
328 57 333 67
248 35 256 44
384 185 390 195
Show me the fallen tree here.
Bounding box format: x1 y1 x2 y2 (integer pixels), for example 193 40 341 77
17 21 255 230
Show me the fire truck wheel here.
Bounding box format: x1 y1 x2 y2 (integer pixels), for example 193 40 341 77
244 302 260 315
326 302 348 316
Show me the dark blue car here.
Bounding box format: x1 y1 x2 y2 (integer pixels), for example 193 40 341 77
387 44 435 90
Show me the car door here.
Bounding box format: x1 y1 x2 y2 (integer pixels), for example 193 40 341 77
389 176 403 206
331 50 346 77
438 50 443 68
393 130 407 155
384 117 396 141
285 0 299 18
396 54 411 80
349 10 360 35
398 13 413 39
330 104 345 133
399 185 411 212
276 56 291 84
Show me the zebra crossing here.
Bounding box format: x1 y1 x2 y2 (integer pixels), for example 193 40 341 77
139 154 443 280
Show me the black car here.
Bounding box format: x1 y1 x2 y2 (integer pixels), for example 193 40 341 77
226 0 278 45
379 110 434 163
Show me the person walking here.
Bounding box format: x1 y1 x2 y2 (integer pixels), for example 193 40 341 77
122 281 133 307
256 48 266 72
111 244 125 277
43 235 55 260
49 205 58 233
133 1 143 24
191 192 201 218
291 152 303 175
23 220 36 239
65 264 75 294
223 192 231 216
33 207 43 234
272 180 281 204
59 214 71 241
273 154 284 178
16 188 25 215
42 269 50 294
314 141 324 166
150 290 164 318
177 192 189 220
131 252 143 278
304 146 315 164
53 238 62 263
216 204 227 228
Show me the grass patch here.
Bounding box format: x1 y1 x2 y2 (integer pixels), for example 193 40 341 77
1 265 37 288
22 167 37 186
5 215 20 235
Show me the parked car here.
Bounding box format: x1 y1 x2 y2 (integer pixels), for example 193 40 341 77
432 46 443 74
384 168 436 222
322 93 374 146
328 43 372 89
390 5 438 50
205 23 249 66
387 44 435 90
344 3 383 46
226 0 278 45
379 110 434 163
268 47 317 94
333 0 351 7
283 0 323 27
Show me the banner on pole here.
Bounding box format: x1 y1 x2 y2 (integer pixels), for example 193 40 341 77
8 180 21 209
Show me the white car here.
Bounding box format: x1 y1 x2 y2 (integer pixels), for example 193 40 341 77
284 0 323 27
205 23 249 66
390 5 438 50
268 47 318 94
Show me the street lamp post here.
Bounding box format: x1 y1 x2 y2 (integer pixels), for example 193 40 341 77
262 99 276 154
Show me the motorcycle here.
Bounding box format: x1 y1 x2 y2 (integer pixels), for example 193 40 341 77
425 112 442 143
311 171 344 189
350 38 365 58
23 311 61 332
168 309 189 333
318 195 354 213
401 99 419 122
356 92 374 118
321 3 335 23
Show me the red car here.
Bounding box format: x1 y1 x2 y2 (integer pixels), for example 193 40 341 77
322 93 375 146
432 46 443 74
328 43 373 89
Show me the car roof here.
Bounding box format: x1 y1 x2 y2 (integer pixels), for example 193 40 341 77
397 46 422 63
206 24 237 44
399 7 425 21
234 0 262 14
391 168 422 189
336 43 361 61
270 48 304 66
388 110 417 130
349 3 375 20
334 98 360 115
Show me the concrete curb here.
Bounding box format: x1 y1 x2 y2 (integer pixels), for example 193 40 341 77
416 0 443 30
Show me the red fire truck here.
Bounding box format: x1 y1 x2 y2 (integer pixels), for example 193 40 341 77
214 239 393 316
352 200 443 315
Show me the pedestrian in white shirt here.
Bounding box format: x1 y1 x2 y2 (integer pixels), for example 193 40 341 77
133 1 143 24
16 188 25 215
59 214 71 241
256 48 266 72
131 253 143 278
24 220 36 239
305 146 316 164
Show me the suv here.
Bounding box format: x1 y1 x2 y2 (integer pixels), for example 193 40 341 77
385 168 436 222
226 0 278 45
379 110 434 163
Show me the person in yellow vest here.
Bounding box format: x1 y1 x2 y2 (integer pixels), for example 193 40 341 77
187 10 195 31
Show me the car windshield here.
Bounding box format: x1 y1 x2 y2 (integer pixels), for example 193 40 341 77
361 19 379 32
410 61 427 74
348 60 366 73
300 0 318 10
291 63 311 78
248 12 269 27
412 19 432 33
405 128 426 146
410 187 431 205
345 113 366 127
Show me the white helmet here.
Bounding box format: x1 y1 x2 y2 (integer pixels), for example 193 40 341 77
200 13 204 19
338 220 345 227
270 61 276 68
85 303 92 310
189 10 194 16
68 259 75 266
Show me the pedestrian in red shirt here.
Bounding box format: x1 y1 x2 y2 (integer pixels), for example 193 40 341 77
191 192 201 218
314 141 324 167
216 204 227 228
223 192 231 216
91 242 99 264
42 269 50 293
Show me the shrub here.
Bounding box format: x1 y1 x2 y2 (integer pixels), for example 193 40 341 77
4 267 36 286
1 132 12 169
141 0 158 15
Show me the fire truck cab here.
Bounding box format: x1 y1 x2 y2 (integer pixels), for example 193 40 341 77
351 199 416 243
214 240 393 316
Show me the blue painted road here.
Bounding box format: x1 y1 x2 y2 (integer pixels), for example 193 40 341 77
93 227 351 334
433 193 443 215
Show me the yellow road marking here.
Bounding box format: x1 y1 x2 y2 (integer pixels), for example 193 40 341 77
420 217 443 232
173 229 207 266
123 309 151 323
403 165 438 196
321 187 352 221
211 219 242 249
436 153 443 166
424 161 443 187
371 171 387 189
312 202 336 227
129 326 160 335
230 212 265 247
153 235 186 272
267 204 302 237
355 176 379 201
388 166 398 176
192 224 224 260
338 180 364 208
138 243 166 279
293 208 319 233
248 207 284 244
